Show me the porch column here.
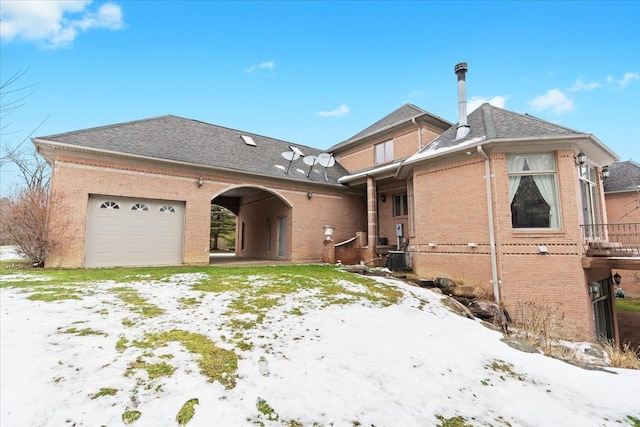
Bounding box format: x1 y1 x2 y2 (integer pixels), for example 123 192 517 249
365 177 377 262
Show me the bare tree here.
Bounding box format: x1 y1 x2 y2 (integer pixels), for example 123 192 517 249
0 68 52 266
1 68 49 191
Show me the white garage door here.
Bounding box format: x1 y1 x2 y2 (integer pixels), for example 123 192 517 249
85 195 185 267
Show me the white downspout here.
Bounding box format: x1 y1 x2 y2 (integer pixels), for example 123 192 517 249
412 118 423 149
477 145 500 303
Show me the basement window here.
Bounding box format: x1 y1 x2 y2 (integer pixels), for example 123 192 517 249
241 135 257 146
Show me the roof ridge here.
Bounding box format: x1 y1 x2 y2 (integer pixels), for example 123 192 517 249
40 115 176 139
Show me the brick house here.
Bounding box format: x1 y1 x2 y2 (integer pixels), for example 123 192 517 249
34 63 639 342
603 160 640 297
34 116 368 268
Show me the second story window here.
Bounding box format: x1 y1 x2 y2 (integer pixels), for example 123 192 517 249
374 140 393 164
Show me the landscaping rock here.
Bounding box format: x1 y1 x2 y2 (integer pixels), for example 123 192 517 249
468 300 502 319
583 344 606 360
502 338 541 354
451 285 482 299
434 277 456 294
417 279 435 288
442 297 474 319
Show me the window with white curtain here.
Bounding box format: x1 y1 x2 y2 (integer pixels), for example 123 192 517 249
508 153 560 229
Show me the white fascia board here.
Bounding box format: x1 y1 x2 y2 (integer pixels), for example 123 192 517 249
337 162 401 184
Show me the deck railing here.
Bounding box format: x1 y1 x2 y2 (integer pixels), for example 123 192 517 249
581 223 640 257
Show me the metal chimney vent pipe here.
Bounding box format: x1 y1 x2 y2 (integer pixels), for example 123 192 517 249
454 62 470 140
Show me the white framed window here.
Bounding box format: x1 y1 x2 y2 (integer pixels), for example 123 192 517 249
100 201 119 209
131 203 149 211
393 193 408 217
374 140 393 164
579 165 602 238
508 153 560 229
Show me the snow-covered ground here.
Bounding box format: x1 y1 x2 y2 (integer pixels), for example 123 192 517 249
1 271 639 426
0 246 23 261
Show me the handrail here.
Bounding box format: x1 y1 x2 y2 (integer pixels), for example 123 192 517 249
581 223 640 257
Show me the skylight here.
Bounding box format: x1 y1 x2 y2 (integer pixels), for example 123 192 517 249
241 135 256 146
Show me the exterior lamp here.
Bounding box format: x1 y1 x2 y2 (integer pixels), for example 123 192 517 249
197 177 204 187
307 191 313 199
613 272 622 285
380 194 385 202
323 225 334 241
601 165 610 179
576 150 587 165
589 281 601 298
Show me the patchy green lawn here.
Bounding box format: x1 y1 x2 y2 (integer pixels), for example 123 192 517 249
2 263 639 426
616 297 640 313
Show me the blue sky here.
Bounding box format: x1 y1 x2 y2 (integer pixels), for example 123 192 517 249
1 1 639 196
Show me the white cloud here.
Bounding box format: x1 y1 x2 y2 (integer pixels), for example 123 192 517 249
529 89 574 114
246 60 276 74
0 1 124 49
467 96 506 113
616 72 640 88
317 104 350 117
566 78 601 92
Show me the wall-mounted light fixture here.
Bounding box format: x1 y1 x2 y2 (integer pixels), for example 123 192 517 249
197 177 204 187
601 165 610 179
538 245 548 254
307 191 313 199
428 242 437 247
323 225 334 241
589 281 601 298
576 150 587 165
467 242 478 248
380 194 386 203
613 272 622 285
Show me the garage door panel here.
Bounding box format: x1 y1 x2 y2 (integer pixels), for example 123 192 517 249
85 195 185 267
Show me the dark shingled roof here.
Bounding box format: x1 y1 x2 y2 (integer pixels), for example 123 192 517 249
35 115 348 185
604 160 640 193
421 103 585 154
328 104 450 152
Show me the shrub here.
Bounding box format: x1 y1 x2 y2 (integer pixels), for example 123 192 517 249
0 187 51 266
602 341 640 369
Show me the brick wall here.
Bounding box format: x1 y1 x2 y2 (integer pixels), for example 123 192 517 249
604 191 640 297
335 124 441 173
408 150 599 340
46 154 367 268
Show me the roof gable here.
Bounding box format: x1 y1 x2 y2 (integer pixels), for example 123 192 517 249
421 103 585 155
35 115 348 185
329 104 450 152
604 160 640 193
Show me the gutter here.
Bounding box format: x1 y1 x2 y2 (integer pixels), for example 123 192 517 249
338 162 401 184
477 145 500 303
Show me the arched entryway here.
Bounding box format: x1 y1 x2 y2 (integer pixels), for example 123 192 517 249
211 186 292 261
